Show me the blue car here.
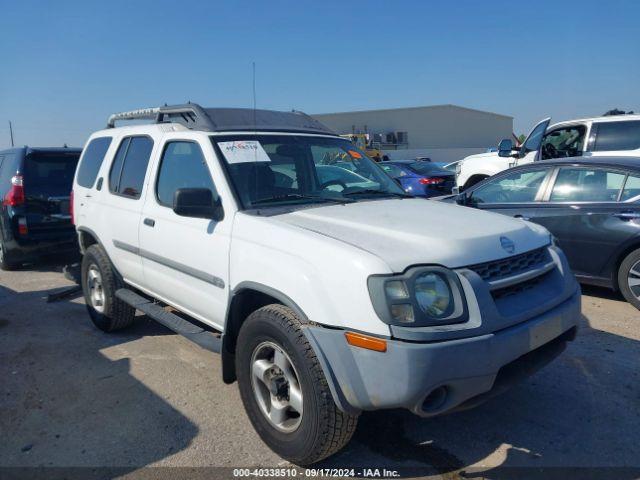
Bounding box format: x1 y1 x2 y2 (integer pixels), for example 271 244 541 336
380 160 456 197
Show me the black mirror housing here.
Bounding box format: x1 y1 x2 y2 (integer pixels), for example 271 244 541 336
173 188 224 221
497 138 514 157
455 192 468 205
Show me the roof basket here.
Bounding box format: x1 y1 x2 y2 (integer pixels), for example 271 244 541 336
106 103 336 135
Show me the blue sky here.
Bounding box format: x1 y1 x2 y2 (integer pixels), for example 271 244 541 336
1 0 639 148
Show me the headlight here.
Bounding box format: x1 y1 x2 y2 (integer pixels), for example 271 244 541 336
455 161 463 174
369 266 467 327
414 272 452 317
550 234 560 247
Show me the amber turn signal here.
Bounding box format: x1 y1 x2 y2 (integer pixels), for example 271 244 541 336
344 331 387 352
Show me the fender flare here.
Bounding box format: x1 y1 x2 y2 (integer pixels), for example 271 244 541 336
221 281 357 414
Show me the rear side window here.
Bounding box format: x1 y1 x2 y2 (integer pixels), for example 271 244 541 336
24 153 80 197
76 137 112 188
156 141 215 207
550 168 625 202
109 136 154 199
592 121 640 151
621 175 640 201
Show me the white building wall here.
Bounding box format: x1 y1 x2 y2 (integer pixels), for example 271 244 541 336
312 104 513 163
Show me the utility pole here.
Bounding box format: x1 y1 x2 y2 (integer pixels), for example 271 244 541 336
8 121 14 147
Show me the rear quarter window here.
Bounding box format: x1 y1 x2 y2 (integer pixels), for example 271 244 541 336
592 121 640 151
76 137 112 188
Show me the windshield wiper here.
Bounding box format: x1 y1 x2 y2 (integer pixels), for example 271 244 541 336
343 189 414 198
251 194 355 205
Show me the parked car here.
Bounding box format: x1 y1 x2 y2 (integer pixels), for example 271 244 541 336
456 114 640 191
380 160 456 197
73 103 580 465
440 156 640 309
0 146 81 269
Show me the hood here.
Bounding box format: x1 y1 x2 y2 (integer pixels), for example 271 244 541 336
276 199 549 272
462 151 500 163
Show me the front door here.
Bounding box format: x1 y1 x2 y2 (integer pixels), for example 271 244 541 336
514 118 551 166
138 137 232 330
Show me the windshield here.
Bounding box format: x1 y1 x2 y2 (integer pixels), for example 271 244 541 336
213 135 406 209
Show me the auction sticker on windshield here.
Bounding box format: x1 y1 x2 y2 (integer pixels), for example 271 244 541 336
218 141 271 163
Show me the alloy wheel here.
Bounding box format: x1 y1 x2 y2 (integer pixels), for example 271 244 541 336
87 264 106 313
250 341 303 433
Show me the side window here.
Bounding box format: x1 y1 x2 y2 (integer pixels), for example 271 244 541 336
156 141 216 207
592 121 640 151
550 168 625 202
76 137 112 188
522 121 548 154
470 168 549 204
109 136 154 199
540 126 586 159
380 164 406 177
621 175 640 202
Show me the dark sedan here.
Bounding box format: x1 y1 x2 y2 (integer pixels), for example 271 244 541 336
438 156 640 309
380 160 455 197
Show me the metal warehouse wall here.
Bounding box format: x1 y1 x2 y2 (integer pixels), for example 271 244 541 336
312 105 513 162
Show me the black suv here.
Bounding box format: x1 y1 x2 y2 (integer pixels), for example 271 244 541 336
0 146 81 269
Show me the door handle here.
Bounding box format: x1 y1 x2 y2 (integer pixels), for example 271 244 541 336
613 212 640 220
514 214 530 221
143 218 155 227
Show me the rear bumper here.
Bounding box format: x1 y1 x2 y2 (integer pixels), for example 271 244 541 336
3 233 78 263
304 288 580 417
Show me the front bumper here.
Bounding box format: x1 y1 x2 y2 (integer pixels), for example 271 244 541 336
304 287 580 417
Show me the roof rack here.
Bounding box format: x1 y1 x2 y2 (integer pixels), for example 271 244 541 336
106 103 336 135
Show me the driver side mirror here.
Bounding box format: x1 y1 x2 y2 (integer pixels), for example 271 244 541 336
173 188 224 221
455 192 469 205
498 138 514 157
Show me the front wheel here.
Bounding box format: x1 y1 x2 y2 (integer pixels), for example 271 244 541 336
236 305 358 465
617 248 640 310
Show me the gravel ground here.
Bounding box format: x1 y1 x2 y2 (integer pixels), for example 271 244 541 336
0 258 638 479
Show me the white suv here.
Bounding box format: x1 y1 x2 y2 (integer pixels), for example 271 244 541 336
72 104 581 464
456 114 640 191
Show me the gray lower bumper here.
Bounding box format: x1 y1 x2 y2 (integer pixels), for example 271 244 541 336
304 288 580 417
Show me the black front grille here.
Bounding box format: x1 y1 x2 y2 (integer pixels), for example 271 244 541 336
491 271 549 300
468 247 548 283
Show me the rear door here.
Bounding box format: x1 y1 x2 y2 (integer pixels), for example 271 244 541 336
587 120 640 157
531 166 640 279
99 134 156 287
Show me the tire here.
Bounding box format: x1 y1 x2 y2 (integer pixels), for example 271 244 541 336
81 244 135 331
236 304 358 465
0 240 18 271
617 248 640 310
462 175 488 191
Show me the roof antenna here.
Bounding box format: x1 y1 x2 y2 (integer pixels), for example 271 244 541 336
8 121 14 147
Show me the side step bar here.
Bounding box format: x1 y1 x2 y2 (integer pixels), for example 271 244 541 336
116 289 222 353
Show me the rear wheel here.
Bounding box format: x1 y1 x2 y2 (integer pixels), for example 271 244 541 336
462 175 488 191
618 248 640 310
81 244 135 331
0 240 18 271
236 304 358 465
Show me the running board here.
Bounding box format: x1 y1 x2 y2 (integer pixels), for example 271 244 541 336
116 289 222 353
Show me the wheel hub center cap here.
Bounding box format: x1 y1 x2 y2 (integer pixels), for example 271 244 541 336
269 375 288 398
